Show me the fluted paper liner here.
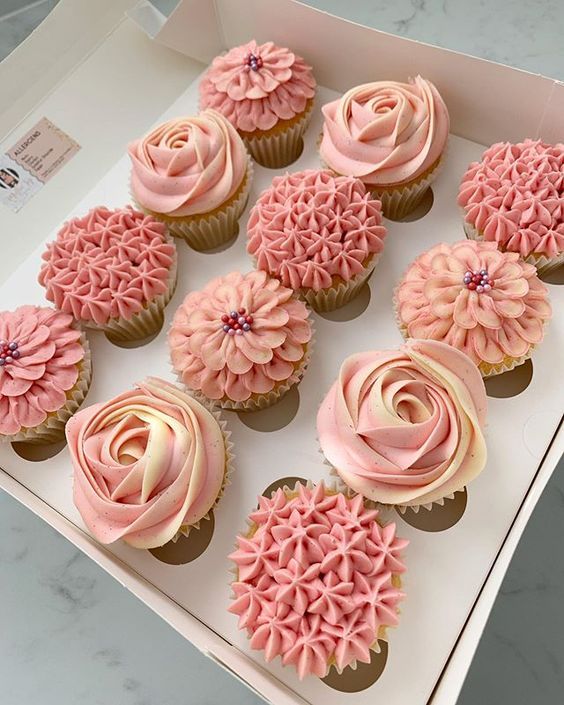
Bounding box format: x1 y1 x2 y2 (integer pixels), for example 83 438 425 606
299 255 377 313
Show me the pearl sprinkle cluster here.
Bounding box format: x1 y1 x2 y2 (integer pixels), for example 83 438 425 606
0 339 21 366
221 308 254 336
243 52 263 72
462 269 495 294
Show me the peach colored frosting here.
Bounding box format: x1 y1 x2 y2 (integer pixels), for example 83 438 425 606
128 109 248 217
0 306 84 436
229 483 407 679
67 378 226 549
199 40 316 133
39 207 175 326
320 76 449 186
169 271 312 403
317 340 487 506
396 240 551 368
458 139 564 259
247 170 387 291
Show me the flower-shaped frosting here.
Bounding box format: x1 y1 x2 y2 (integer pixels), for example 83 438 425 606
0 306 85 436
229 483 407 679
128 110 248 217
458 139 564 259
199 40 316 133
317 339 488 506
320 76 449 185
39 207 176 326
396 240 551 371
169 270 312 403
66 378 227 549
247 170 387 291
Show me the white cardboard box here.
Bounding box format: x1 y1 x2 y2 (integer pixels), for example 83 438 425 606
0 2 563 704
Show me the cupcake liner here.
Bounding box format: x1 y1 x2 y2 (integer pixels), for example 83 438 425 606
300 255 377 313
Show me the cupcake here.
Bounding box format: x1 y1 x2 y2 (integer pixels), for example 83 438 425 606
169 270 313 411
199 40 316 168
395 240 551 377
128 110 252 250
458 138 564 273
317 340 487 509
247 169 387 312
320 77 449 219
229 482 407 679
39 206 177 343
66 377 231 549
0 306 91 444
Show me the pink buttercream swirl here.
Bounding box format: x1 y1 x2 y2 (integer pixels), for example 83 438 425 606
169 271 312 403
320 76 449 185
247 170 387 291
128 110 248 217
39 207 175 326
0 306 85 436
458 139 564 259
199 40 316 133
396 241 551 369
229 483 407 679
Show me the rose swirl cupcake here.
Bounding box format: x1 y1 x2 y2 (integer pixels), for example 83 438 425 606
247 169 387 312
200 40 316 168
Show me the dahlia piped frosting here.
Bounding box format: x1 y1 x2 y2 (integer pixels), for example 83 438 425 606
229 483 407 679
128 110 249 217
458 139 564 261
247 170 387 292
67 378 227 549
395 240 551 374
39 207 176 326
317 340 487 507
169 271 312 405
320 76 449 185
199 40 316 134
0 306 86 437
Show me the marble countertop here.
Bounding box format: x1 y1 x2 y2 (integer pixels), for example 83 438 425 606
0 1 563 705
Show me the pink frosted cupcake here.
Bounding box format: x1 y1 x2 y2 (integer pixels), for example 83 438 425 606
66 377 232 549
0 306 91 444
320 77 449 219
169 270 313 411
395 240 551 376
247 170 387 312
229 482 407 679
200 40 316 168
458 138 564 273
39 206 177 343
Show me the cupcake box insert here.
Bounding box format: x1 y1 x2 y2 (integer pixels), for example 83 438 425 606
0 1 563 704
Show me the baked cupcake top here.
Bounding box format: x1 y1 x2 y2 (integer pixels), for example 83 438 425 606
396 240 551 372
229 482 407 679
247 169 387 292
320 76 449 186
67 377 227 549
39 206 176 326
458 139 564 260
0 306 86 437
199 40 316 133
128 110 248 217
317 340 487 507
169 270 312 403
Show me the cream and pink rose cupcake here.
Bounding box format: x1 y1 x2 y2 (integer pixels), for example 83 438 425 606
66 377 231 549
320 76 449 219
395 240 551 376
200 40 316 168
317 340 487 509
0 306 91 444
39 206 177 343
247 169 387 312
458 138 564 273
128 110 252 250
169 270 313 411
229 482 407 679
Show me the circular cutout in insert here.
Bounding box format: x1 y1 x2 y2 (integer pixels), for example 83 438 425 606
484 358 533 399
537 263 564 285
149 512 215 565
398 489 467 532
12 438 67 462
321 640 388 692
387 187 434 223
237 385 300 432
261 476 308 501
105 320 164 349
316 283 371 323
